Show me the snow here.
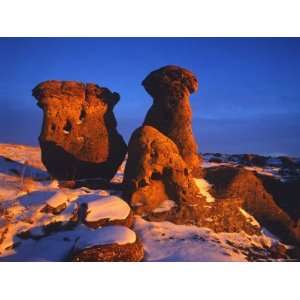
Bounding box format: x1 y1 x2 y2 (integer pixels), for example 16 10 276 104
134 217 243 261
0 144 296 261
111 159 126 183
134 217 281 262
244 166 281 179
76 225 136 250
152 199 177 213
239 208 260 228
0 224 136 262
46 190 69 208
85 196 131 222
202 152 300 181
194 178 215 203
267 157 282 167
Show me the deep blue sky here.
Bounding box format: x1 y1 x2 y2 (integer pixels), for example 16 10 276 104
0 38 299 156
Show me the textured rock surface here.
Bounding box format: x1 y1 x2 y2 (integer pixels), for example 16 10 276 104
142 65 202 177
257 175 300 221
204 166 299 243
123 125 203 215
33 80 127 181
71 239 144 262
123 126 261 235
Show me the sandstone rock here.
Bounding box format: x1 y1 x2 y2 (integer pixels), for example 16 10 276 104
204 166 297 243
123 125 203 215
142 65 202 177
32 80 127 181
145 191 261 235
71 226 144 262
257 175 300 221
123 126 261 235
72 239 144 262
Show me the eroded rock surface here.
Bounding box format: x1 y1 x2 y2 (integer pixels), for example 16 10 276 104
123 125 203 215
142 65 202 177
205 166 299 244
123 126 261 235
33 80 127 181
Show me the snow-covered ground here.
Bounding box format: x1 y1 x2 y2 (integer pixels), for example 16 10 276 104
202 153 300 181
134 217 284 262
0 143 293 261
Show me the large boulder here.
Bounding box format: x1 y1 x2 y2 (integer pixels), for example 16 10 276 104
32 80 127 181
142 65 202 177
204 166 299 243
123 125 203 215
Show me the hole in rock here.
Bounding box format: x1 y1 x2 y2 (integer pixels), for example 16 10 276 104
63 120 72 134
79 109 86 122
184 168 189 176
151 172 162 180
163 167 173 177
138 179 148 188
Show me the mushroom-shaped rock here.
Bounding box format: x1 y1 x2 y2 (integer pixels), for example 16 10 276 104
142 65 202 177
123 125 204 215
71 226 144 262
83 196 133 228
32 80 127 181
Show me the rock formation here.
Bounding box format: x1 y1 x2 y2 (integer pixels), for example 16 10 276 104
123 126 261 235
123 125 204 215
142 65 202 177
204 166 300 244
32 80 127 181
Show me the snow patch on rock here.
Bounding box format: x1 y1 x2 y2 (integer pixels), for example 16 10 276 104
85 196 130 222
152 199 177 213
239 208 260 228
134 216 282 262
194 178 215 203
77 225 136 250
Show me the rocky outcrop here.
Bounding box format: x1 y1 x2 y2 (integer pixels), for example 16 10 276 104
257 175 300 221
204 166 299 244
32 80 127 181
123 126 260 235
123 125 203 215
72 240 144 262
142 65 202 177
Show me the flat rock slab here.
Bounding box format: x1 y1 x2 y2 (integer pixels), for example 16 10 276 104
71 225 144 262
84 196 133 228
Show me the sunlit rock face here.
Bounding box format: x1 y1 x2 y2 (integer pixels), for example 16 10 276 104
123 125 204 215
204 166 300 244
123 126 261 235
142 65 202 177
32 80 127 181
